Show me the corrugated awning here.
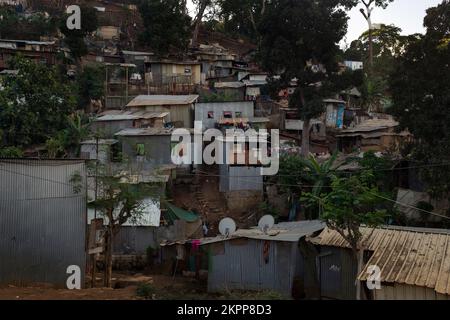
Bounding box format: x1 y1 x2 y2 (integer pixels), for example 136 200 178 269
165 203 199 223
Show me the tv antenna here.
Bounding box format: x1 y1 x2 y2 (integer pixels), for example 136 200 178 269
258 215 275 234
219 218 236 237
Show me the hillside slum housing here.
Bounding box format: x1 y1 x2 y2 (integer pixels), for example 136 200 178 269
90 110 169 138
160 220 325 298
194 101 255 130
114 127 175 167
213 82 246 101
336 117 411 153
0 39 57 69
126 95 199 128
88 200 202 256
0 159 87 287
310 226 450 300
144 60 202 94
216 132 268 213
80 139 119 164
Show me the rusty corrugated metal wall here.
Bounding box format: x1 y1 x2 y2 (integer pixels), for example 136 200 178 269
0 159 87 287
207 239 300 297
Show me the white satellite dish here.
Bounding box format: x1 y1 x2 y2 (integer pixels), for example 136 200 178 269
219 218 236 237
258 215 275 233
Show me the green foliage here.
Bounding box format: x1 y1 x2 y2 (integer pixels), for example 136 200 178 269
416 201 435 225
216 0 268 41
0 56 76 148
357 151 394 191
45 135 65 158
138 0 191 56
61 113 91 157
258 0 363 125
136 283 156 299
59 6 98 61
302 172 387 250
77 65 105 109
70 171 84 194
0 146 23 158
0 8 58 40
89 167 160 229
0 7 19 38
388 0 450 198
279 153 339 196
258 201 279 221
279 154 340 219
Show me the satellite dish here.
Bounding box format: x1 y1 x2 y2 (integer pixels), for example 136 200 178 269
219 218 236 237
258 215 275 233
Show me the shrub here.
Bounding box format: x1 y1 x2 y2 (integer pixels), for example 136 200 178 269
136 283 156 299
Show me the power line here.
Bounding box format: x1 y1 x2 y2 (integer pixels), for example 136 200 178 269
0 166 78 188
192 170 450 221
369 192 450 221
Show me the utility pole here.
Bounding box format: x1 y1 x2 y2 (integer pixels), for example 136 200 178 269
105 66 108 111
125 66 129 105
91 135 99 288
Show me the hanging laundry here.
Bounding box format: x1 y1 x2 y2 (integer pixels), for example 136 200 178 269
191 239 201 252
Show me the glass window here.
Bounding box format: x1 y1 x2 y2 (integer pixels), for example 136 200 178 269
207 111 214 119
223 111 232 119
235 112 242 118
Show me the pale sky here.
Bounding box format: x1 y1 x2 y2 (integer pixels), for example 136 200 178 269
187 0 443 47
343 0 443 47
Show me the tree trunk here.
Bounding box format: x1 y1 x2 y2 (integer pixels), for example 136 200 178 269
103 227 114 288
368 27 374 70
191 1 209 48
354 248 364 300
301 118 311 158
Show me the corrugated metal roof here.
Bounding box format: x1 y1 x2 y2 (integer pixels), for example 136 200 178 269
338 118 399 134
323 99 346 104
96 110 169 121
114 127 174 137
127 95 199 107
214 82 245 88
202 220 326 245
80 139 118 145
243 80 267 86
0 39 55 45
311 226 450 295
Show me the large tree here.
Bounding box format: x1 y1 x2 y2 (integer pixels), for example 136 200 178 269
258 0 361 157
303 171 387 299
217 0 269 43
0 57 76 148
77 65 105 111
356 0 394 68
389 0 450 199
138 0 191 56
59 5 98 62
344 24 418 111
90 168 160 287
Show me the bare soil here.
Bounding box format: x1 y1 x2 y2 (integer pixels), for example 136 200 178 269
0 273 204 300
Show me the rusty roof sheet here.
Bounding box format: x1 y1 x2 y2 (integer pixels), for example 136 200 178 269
126 95 199 107
161 220 325 247
311 226 450 295
96 110 169 121
114 127 174 136
338 118 399 134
